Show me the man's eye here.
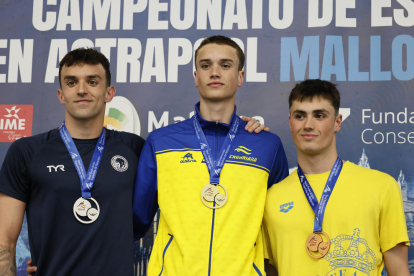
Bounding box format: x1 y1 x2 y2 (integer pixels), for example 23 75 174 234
315 114 325 119
89 80 98 85
222 64 230 68
67 81 76 86
201 64 210 69
295 115 304 119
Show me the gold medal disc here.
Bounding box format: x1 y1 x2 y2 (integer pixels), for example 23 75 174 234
305 231 330 258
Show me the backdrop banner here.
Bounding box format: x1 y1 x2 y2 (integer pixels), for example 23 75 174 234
0 0 413 275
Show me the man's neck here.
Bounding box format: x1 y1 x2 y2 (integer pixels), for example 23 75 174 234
199 98 235 124
63 115 104 139
297 147 339 175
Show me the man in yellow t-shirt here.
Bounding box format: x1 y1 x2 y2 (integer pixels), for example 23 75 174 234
263 79 410 276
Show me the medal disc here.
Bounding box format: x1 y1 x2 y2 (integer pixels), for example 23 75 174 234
73 197 100 224
201 183 228 209
305 231 330 258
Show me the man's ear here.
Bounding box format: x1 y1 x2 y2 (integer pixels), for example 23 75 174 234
105 86 116 103
57 89 65 104
334 114 343 133
194 71 198 87
237 70 244 87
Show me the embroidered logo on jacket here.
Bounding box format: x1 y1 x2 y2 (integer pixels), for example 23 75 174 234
229 146 257 162
180 153 196 163
46 165 65 172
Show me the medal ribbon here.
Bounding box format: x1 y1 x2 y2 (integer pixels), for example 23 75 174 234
297 157 343 233
59 122 106 198
192 112 240 184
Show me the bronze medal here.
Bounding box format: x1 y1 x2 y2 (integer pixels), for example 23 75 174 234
305 231 330 258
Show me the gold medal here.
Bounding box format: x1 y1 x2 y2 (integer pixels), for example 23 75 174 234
305 231 330 258
201 183 228 209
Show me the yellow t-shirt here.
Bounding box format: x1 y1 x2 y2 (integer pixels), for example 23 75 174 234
263 161 409 276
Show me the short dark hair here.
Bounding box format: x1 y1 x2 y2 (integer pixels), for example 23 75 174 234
195 35 245 71
59 48 111 88
289 79 341 116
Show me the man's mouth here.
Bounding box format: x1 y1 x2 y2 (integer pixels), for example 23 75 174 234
301 134 318 140
208 82 224 87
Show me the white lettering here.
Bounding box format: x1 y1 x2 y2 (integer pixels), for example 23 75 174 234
171 0 195 30
32 0 57 31
123 0 148 30
308 0 333 27
168 38 193 82
8 39 33 83
223 0 248 30
336 0 356 27
371 0 392 27
148 111 169 132
197 0 221 30
269 0 294 29
148 0 168 30
246 37 266 82
141 38 166 82
56 0 81 31
116 38 141 83
45 39 68 83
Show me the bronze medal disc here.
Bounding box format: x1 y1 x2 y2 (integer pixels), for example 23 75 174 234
305 231 330 258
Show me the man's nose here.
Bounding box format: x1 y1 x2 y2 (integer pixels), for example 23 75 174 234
304 117 314 130
77 81 86 95
210 65 220 78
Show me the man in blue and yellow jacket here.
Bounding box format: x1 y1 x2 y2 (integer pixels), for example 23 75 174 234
133 35 289 276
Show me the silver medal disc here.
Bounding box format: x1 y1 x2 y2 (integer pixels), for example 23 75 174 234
201 183 228 209
73 197 100 224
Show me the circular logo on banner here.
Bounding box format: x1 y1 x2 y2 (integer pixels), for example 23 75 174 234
111 155 128 172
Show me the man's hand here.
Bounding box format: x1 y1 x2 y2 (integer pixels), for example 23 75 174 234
26 258 37 275
383 242 410 276
241 116 270 133
265 259 278 276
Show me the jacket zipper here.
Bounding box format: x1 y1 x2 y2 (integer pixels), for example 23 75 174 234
208 122 219 276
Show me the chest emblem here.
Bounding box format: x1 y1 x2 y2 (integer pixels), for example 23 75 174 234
111 155 128 172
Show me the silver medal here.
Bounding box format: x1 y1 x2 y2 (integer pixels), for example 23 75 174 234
201 183 228 209
73 197 100 224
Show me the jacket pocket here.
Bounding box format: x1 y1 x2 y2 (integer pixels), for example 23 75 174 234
158 234 174 276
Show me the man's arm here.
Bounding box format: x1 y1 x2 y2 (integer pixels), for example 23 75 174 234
0 192 26 276
383 242 410 276
133 138 159 240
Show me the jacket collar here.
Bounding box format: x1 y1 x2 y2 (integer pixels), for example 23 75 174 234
194 102 237 130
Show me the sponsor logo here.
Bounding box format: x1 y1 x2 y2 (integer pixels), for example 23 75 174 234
228 134 235 141
214 168 221 175
111 155 128 172
280 202 294 213
105 96 140 135
324 186 331 193
229 146 257 162
46 165 65 172
71 152 78 159
0 105 33 142
97 146 104 153
234 146 252 155
200 143 207 149
180 153 196 163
